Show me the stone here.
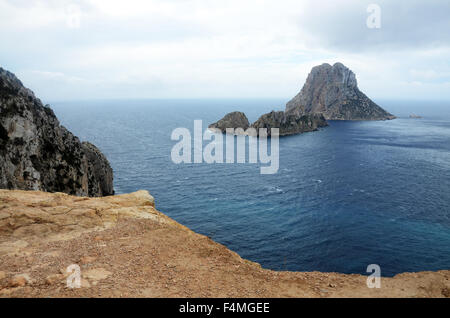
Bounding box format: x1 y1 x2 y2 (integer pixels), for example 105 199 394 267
0 189 162 240
0 67 114 197
286 62 395 121
0 289 13 296
83 268 112 282
10 274 31 287
81 279 91 288
80 256 97 265
45 274 65 285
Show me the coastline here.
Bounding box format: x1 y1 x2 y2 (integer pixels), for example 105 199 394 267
1 189 449 298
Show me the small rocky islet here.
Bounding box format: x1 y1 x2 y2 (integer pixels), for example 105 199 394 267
208 111 250 133
209 62 396 137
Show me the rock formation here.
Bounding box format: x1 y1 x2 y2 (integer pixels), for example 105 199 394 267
286 62 395 120
0 67 114 197
0 189 449 298
209 110 328 137
208 111 250 133
81 142 114 197
251 111 328 136
210 62 394 137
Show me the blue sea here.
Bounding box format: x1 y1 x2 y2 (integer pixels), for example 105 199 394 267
51 98 450 277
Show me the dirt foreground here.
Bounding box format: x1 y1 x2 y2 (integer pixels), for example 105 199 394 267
0 189 449 298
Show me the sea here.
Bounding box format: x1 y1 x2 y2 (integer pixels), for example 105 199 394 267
51 98 450 277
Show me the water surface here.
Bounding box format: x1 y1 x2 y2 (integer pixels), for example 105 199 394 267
52 99 450 276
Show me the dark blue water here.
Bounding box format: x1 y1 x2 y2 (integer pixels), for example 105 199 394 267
51 99 450 277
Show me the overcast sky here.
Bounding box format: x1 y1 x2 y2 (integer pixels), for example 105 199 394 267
1 0 449 101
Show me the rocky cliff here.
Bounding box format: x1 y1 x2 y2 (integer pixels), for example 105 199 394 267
0 189 448 298
286 63 395 120
0 67 113 197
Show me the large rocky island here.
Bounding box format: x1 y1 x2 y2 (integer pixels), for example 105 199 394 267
209 62 395 136
0 68 113 197
286 62 395 120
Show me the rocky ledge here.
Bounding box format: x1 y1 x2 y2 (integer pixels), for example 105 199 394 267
0 67 113 197
0 189 448 298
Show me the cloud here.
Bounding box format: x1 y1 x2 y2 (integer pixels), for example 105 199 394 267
1 0 450 101
295 0 450 52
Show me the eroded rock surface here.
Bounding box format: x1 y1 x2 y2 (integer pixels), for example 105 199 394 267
209 109 328 137
0 189 156 240
208 111 250 133
251 112 328 136
286 63 395 120
0 189 448 298
209 62 393 137
0 67 113 196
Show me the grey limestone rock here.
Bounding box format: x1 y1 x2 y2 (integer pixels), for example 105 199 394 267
0 67 114 197
208 111 250 133
251 111 328 136
286 62 395 120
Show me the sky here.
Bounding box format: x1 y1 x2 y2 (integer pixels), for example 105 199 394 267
1 0 449 101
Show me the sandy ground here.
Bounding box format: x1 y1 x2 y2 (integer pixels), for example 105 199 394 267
0 190 449 298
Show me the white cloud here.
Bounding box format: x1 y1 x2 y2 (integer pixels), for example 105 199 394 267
1 0 450 101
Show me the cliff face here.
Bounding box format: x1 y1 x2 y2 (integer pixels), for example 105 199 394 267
286 63 395 120
81 142 114 197
0 67 113 197
0 189 448 298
